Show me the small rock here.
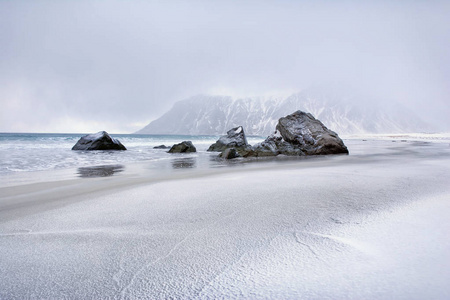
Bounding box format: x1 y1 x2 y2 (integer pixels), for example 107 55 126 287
153 145 170 149
168 141 197 153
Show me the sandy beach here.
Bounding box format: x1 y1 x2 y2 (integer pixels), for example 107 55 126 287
3 0 450 298
1 139 450 299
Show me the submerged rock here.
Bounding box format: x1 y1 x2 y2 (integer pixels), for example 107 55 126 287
208 126 249 152
153 145 170 149
72 131 126 150
249 110 348 157
168 141 197 153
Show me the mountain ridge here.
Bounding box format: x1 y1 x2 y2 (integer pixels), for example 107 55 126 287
136 89 432 135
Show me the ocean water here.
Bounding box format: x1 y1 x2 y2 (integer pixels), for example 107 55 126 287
2 132 449 189
0 133 265 174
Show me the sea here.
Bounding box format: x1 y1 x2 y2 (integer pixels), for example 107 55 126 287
0 133 266 186
2 132 449 188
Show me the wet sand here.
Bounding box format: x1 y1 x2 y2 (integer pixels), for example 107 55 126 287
1 139 449 299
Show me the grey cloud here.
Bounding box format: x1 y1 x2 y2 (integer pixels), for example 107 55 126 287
1 0 449 132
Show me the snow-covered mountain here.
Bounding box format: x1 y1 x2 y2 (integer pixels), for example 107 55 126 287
136 89 432 135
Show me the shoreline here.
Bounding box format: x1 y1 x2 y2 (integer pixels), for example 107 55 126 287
1 133 449 182
1 138 449 220
0 154 342 222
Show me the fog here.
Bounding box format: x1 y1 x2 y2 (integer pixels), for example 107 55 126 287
1 0 449 133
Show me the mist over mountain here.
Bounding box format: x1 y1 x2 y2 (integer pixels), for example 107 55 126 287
136 88 433 136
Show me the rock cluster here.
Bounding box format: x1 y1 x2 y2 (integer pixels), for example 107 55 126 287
72 131 126 151
211 110 348 159
251 111 348 156
168 141 197 153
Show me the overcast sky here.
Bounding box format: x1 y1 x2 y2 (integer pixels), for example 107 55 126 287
1 0 449 133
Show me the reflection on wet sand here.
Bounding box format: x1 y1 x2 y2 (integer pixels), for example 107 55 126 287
172 157 196 169
77 165 124 178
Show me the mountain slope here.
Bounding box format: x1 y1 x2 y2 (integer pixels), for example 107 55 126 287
136 90 432 135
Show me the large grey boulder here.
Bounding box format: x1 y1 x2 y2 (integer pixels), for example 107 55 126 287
168 141 197 153
208 126 249 152
248 111 348 157
72 131 126 150
276 111 348 155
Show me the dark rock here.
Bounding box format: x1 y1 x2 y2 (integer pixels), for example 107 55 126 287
235 145 257 157
208 126 248 152
249 111 348 157
153 145 170 149
219 148 241 159
276 111 348 155
168 141 197 153
251 133 304 157
72 131 126 150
